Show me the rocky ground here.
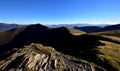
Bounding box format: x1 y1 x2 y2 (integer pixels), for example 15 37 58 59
0 43 104 71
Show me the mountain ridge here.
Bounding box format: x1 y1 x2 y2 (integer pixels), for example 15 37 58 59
74 24 120 33
0 23 120 71
0 23 24 32
0 43 104 71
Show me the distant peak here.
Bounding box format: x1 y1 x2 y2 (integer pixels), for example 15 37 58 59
28 23 51 30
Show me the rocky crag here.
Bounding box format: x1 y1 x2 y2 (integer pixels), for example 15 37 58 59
0 43 103 71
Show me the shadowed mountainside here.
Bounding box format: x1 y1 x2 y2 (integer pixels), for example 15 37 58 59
0 43 104 71
0 24 86 54
0 26 26 45
77 31 120 71
74 26 101 33
0 24 120 71
99 24 120 31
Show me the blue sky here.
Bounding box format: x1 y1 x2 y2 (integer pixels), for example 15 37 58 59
0 0 120 25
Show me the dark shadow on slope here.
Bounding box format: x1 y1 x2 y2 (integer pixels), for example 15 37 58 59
0 24 119 71
97 24 120 32
74 26 101 33
0 24 50 55
75 48 119 71
0 26 26 45
0 24 112 57
3 55 25 71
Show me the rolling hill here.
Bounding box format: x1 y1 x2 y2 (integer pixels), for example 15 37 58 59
0 26 26 45
92 30 120 37
74 26 101 33
0 23 120 71
0 24 86 54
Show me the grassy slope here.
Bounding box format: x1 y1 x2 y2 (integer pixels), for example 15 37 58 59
92 30 120 37
97 40 120 71
0 27 26 45
0 25 119 71
31 43 105 70
78 31 120 71
78 40 120 71
21 30 120 71
67 28 86 35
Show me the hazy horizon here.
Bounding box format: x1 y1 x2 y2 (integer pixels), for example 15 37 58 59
1 22 119 25
0 0 120 25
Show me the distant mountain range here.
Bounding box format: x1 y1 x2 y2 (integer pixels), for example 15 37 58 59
74 24 120 33
47 23 109 28
0 23 120 33
0 23 108 32
0 23 24 32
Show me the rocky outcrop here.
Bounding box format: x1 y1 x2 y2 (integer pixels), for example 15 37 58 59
0 43 104 71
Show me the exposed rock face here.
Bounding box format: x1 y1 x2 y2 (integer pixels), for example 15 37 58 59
0 43 103 71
